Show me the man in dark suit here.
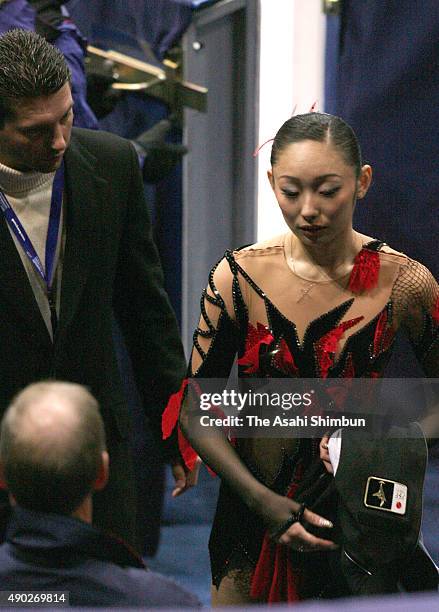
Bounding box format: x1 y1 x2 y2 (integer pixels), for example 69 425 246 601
0 381 199 607
0 28 191 549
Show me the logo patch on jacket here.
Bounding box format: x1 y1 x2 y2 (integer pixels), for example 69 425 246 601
364 476 407 515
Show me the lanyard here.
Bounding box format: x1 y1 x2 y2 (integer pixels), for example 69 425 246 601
0 163 64 332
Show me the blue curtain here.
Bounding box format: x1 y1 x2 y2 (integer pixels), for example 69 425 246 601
326 0 439 278
67 0 214 61
325 1 439 564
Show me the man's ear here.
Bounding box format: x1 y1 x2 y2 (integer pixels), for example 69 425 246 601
356 164 372 199
93 451 109 492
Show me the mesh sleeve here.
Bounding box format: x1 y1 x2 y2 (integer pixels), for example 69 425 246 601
391 259 439 376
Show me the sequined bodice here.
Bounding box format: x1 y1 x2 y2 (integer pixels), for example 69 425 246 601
181 234 438 482
190 234 438 381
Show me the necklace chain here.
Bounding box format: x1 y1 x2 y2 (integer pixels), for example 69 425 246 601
292 262 350 303
290 257 350 285
289 234 358 303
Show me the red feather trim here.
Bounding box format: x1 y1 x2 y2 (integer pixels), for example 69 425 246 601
162 378 188 440
348 249 380 294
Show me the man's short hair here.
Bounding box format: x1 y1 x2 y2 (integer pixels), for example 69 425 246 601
0 29 71 126
0 382 106 515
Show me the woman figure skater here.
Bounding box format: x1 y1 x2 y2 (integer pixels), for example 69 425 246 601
163 112 439 605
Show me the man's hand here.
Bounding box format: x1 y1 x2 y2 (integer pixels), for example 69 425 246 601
170 456 201 497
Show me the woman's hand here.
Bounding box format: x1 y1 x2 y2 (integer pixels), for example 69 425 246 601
277 507 338 552
258 490 338 552
170 456 202 497
320 434 333 474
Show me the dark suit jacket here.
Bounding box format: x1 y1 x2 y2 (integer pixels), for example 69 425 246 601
0 506 199 607
0 128 186 545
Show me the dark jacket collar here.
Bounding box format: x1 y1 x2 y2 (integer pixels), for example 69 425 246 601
7 506 145 569
0 129 108 348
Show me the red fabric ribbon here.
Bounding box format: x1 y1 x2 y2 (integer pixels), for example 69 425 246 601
177 427 199 472
162 378 188 440
250 472 304 602
250 534 304 602
348 248 380 294
161 378 199 471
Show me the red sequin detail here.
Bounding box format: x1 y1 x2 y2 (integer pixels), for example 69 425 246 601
162 378 188 440
315 317 364 378
239 324 300 376
273 339 299 376
348 249 380 294
238 323 274 374
373 308 395 357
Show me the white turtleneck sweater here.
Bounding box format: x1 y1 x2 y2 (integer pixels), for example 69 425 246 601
0 161 64 340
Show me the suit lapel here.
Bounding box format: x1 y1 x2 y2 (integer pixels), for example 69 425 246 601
0 218 51 344
57 135 107 340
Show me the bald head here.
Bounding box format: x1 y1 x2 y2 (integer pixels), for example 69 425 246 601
0 382 106 515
